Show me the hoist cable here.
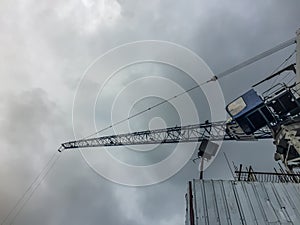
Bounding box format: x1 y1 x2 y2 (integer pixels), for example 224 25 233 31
9 154 61 225
79 79 213 141
1 152 60 225
267 49 296 90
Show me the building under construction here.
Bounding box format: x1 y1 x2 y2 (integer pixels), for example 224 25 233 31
185 167 300 225
185 179 300 225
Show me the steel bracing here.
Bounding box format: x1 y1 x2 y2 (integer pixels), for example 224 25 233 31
59 121 272 151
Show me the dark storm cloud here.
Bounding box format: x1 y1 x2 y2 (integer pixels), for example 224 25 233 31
1 1 300 225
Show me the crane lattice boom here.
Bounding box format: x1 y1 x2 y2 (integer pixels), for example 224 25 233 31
59 121 272 152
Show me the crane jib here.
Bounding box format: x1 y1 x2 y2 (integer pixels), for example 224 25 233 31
59 121 272 152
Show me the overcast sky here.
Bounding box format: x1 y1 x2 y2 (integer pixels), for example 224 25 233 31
1 0 300 225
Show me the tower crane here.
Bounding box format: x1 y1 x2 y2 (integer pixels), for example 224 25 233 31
59 29 300 172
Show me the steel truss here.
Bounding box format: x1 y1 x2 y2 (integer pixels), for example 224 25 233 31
59 121 272 152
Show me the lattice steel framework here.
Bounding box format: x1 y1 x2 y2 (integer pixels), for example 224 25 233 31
59 121 272 152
